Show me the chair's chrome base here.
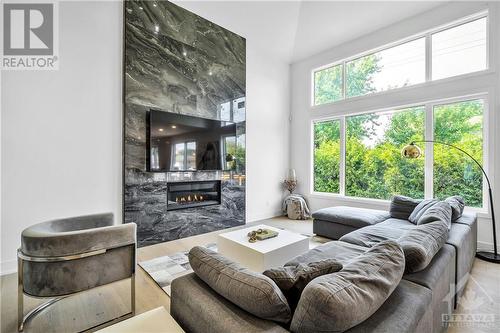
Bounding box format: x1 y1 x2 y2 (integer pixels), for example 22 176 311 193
19 302 134 332
18 250 136 332
19 296 68 331
18 274 135 332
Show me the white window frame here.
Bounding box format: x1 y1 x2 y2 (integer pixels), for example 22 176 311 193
311 11 489 107
312 63 345 105
310 93 489 211
310 116 344 195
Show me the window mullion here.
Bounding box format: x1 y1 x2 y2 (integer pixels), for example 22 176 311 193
425 33 432 82
424 104 434 199
342 62 346 100
340 116 346 196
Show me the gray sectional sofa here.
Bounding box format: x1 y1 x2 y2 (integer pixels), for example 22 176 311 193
170 197 477 333
313 205 477 301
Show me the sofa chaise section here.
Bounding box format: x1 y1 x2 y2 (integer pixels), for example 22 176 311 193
312 206 390 240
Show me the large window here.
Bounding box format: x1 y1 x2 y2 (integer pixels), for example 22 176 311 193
432 17 487 80
434 100 484 207
346 38 425 98
312 97 485 208
345 107 425 200
313 13 488 106
314 65 343 105
313 120 341 193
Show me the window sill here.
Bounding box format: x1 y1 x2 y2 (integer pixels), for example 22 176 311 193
309 192 391 208
309 192 490 219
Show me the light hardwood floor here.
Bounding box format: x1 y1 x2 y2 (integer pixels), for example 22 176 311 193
1 217 499 332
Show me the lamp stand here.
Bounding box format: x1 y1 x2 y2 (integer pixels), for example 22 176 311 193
403 141 500 264
476 187 500 263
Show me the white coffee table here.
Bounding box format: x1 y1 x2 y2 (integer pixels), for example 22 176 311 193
217 224 309 271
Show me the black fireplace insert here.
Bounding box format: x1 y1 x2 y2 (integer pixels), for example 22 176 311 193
167 180 221 211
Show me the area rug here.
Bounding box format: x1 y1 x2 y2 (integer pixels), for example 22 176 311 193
139 243 217 296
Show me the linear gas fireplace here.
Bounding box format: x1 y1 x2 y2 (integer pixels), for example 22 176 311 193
167 180 222 211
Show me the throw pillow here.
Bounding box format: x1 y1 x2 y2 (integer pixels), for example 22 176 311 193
445 196 465 222
188 246 291 323
417 201 452 229
390 195 421 220
408 199 438 224
398 220 449 273
263 259 343 311
290 241 405 333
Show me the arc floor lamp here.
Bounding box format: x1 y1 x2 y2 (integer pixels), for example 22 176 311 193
402 141 499 264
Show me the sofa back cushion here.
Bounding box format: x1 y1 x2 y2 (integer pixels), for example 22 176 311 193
290 241 404 333
408 199 438 224
188 246 291 323
263 259 343 311
417 201 452 229
445 196 465 222
390 195 421 220
398 220 449 273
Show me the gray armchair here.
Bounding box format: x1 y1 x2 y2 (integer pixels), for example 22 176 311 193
17 213 136 332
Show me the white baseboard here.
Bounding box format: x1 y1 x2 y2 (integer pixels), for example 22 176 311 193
1 259 17 276
477 240 500 252
247 210 283 223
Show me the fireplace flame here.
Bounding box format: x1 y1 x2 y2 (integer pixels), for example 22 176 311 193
175 194 205 204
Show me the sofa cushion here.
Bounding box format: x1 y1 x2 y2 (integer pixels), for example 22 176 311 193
285 240 367 266
417 201 452 229
390 195 421 220
171 273 290 333
339 220 410 248
188 246 291 323
398 220 449 273
263 259 342 310
445 196 465 222
312 206 390 228
290 241 405 333
344 280 432 333
378 217 417 230
408 199 438 224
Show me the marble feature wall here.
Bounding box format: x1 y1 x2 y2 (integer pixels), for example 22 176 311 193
124 0 246 247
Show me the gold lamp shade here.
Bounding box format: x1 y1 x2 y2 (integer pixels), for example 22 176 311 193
401 143 422 159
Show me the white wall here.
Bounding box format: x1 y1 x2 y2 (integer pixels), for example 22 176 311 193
1 1 123 274
290 1 500 251
1 1 291 274
245 48 290 222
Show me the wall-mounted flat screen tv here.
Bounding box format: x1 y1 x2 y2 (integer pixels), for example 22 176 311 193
148 110 237 172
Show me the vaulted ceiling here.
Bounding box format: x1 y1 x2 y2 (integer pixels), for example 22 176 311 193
174 0 446 64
